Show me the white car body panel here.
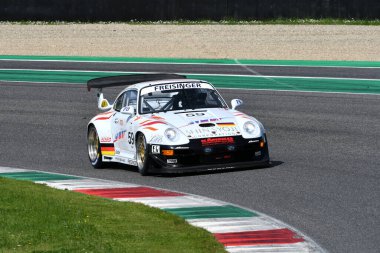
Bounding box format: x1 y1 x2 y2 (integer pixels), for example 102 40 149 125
88 79 266 168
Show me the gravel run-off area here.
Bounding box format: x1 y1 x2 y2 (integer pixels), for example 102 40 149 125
0 24 379 61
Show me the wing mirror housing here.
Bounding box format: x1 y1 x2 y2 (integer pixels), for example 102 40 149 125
231 99 243 110
97 92 112 111
120 106 135 115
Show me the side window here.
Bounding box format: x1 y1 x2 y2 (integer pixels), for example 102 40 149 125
114 93 125 112
125 90 138 108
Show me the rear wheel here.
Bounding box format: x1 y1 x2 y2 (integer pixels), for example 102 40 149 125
136 134 151 176
87 126 103 168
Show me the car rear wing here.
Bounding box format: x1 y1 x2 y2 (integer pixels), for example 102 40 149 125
87 73 187 111
87 74 187 91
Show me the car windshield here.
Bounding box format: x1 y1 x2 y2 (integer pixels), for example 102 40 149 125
139 82 227 114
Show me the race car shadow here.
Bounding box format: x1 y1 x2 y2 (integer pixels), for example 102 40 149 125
102 162 138 172
157 160 284 178
100 161 283 177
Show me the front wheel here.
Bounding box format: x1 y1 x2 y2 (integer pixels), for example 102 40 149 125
87 125 103 169
136 134 151 176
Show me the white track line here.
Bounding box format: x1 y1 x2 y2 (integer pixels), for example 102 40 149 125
117 195 224 208
36 178 139 190
226 243 315 253
1 68 379 81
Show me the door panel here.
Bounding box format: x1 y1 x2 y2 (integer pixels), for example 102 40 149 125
112 90 138 159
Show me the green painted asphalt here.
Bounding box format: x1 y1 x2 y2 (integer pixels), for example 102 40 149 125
0 69 111 83
163 205 257 219
1 55 380 68
1 69 380 94
0 171 81 181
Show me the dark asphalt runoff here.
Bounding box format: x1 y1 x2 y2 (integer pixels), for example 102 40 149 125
0 62 379 253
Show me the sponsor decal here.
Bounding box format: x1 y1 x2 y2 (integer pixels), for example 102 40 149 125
201 137 235 146
174 146 189 150
154 83 201 92
115 157 126 163
100 137 112 143
189 118 222 125
186 112 205 117
141 82 214 95
151 145 160 154
128 159 137 166
255 151 262 156
217 122 236 127
127 132 134 145
119 119 124 126
100 143 115 156
114 130 127 142
167 159 177 164
185 126 239 138
121 106 131 113
248 139 259 143
206 166 235 171
234 99 243 106
150 135 163 143
101 100 109 108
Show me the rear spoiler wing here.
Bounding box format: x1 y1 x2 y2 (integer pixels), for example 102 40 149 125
87 74 187 91
87 73 187 111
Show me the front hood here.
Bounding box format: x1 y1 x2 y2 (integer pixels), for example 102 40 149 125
155 108 242 139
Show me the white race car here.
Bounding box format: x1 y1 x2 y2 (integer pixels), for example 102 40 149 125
87 74 270 175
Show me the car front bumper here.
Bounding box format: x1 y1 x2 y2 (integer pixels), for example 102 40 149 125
147 135 270 173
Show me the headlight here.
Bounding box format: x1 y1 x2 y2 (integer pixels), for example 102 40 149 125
243 121 256 134
165 128 177 141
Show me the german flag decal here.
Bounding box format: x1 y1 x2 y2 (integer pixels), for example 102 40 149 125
100 143 115 156
217 122 236 127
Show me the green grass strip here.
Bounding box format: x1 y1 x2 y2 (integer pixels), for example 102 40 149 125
0 171 80 181
163 205 257 219
0 178 226 253
1 69 380 94
1 55 379 68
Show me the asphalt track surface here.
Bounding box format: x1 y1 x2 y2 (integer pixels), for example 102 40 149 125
1 60 380 79
1 61 379 253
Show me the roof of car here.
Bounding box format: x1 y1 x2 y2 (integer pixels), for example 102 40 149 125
122 79 212 91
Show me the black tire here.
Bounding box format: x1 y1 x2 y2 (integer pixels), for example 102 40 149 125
136 134 151 176
87 125 103 169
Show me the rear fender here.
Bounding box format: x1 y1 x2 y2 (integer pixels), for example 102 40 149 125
88 115 114 144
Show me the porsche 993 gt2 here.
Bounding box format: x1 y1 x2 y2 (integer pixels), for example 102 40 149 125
87 74 270 175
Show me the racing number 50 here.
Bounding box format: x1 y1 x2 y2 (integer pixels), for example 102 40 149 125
128 132 134 145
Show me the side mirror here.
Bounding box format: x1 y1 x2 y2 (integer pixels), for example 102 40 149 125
97 93 112 111
231 99 243 110
120 106 135 115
